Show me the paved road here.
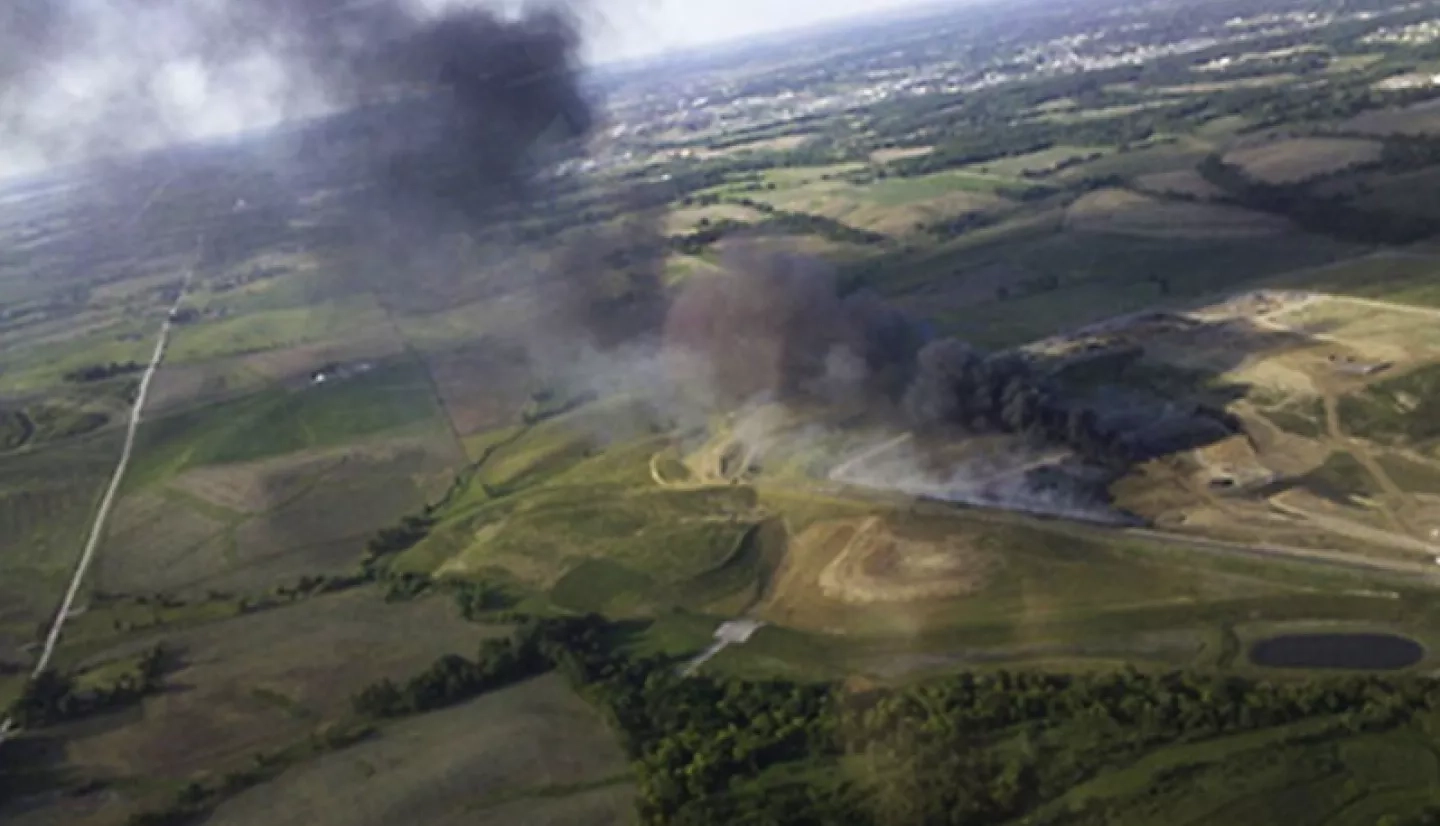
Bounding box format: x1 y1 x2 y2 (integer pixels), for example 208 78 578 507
0 262 193 745
902 489 1440 587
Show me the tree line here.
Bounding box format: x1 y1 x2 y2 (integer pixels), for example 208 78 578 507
6 644 171 729
63 361 144 383
1197 153 1436 245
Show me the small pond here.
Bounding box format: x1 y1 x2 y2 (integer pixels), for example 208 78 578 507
1248 633 1424 671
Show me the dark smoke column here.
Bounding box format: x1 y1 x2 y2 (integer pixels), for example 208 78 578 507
0 0 596 209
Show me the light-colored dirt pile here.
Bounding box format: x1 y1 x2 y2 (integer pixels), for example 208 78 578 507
814 517 995 604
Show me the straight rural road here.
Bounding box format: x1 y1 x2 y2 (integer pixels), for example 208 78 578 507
0 259 193 746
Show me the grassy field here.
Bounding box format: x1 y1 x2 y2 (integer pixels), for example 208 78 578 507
1066 189 1290 239
201 674 632 826
167 296 392 363
1338 363 1440 447
129 356 452 482
1273 253 1440 309
0 431 123 655
1223 138 1383 185
742 167 1013 235
904 227 1356 348
969 145 1110 177
1022 715 1440 826
6 590 517 824
1353 167 1440 222
1343 97 1440 136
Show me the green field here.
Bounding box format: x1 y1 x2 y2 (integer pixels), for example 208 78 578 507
861 224 1357 347
969 145 1111 177
129 357 449 482
168 296 391 363
201 673 633 826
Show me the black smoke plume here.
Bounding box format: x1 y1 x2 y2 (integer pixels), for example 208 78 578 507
661 243 928 409
1 0 592 209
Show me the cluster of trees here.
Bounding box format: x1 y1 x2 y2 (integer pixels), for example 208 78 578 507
668 219 752 255
1197 154 1436 244
665 201 890 258
1020 151 1106 179
451 580 516 620
63 361 143 383
890 136 1057 178
904 340 1238 468
358 512 435 578
1375 135 1440 174
919 211 998 239
7 645 170 729
352 634 550 718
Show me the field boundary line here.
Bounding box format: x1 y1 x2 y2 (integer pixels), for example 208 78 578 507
0 252 194 745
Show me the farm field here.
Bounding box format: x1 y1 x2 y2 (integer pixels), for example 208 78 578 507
1222 137 1383 184
200 674 632 826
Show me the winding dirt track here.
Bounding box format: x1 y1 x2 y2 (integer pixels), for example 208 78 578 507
0 257 193 745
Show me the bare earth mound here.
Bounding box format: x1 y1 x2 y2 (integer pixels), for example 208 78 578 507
810 517 995 605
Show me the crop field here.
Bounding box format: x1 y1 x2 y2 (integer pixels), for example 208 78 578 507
393 294 542 352
1065 189 1290 238
0 431 122 645
969 145 1110 177
55 591 500 795
167 295 392 363
100 434 459 595
869 145 933 164
918 228 1357 347
129 355 452 481
1032 100 1177 123
1151 73 1300 95
1054 141 1215 183
1343 96 1440 135
1134 169 1225 199
0 315 158 393
420 341 537 437
1222 137 1383 184
743 170 1011 235
202 674 631 826
147 330 409 413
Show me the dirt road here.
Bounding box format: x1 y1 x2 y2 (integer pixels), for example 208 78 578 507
0 258 193 745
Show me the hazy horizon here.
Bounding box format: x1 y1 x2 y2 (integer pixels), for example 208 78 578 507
585 0 946 65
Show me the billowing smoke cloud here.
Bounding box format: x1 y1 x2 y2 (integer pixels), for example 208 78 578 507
1 0 592 193
661 242 928 409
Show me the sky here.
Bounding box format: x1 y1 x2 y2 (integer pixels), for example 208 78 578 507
584 0 933 64
0 0 934 177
